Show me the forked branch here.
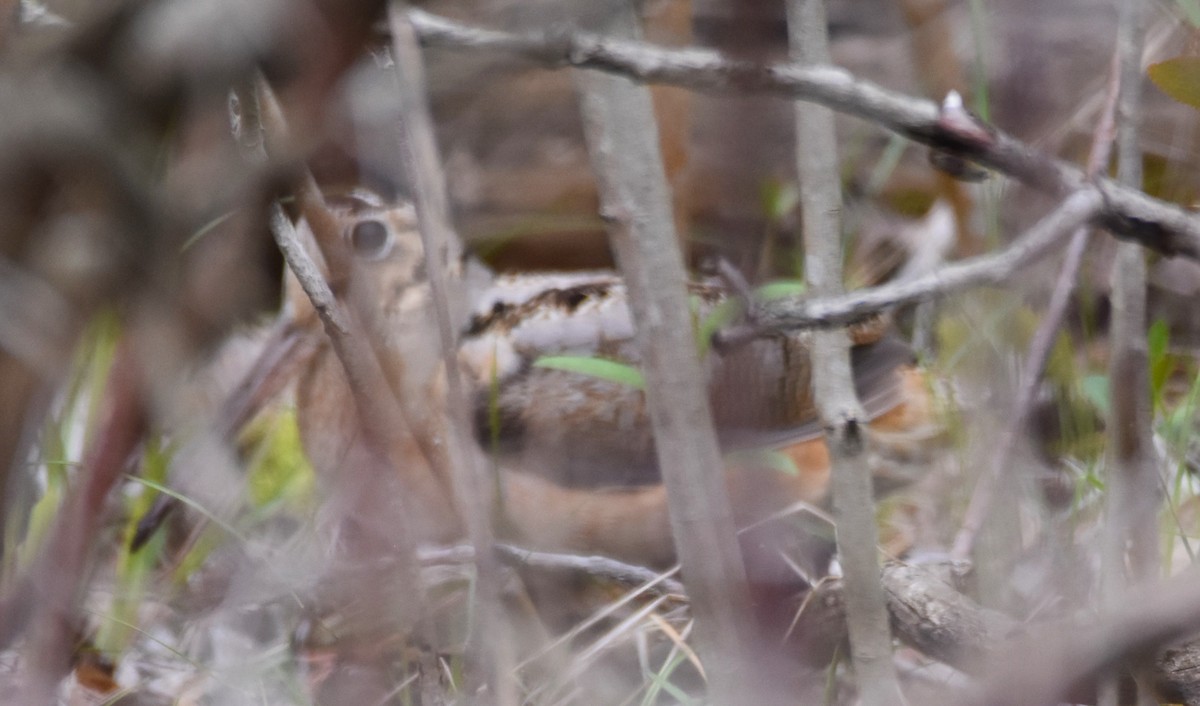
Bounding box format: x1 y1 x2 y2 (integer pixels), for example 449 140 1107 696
716 189 1104 349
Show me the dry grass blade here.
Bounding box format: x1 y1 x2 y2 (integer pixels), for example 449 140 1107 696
539 593 672 700
646 613 705 681
515 564 685 674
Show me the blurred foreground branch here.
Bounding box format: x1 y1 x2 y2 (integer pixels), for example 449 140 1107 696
807 562 1200 705
572 3 756 700
788 0 902 702
978 562 1200 706
387 6 508 701
1100 2 1157 702
1103 0 1158 589
16 340 145 703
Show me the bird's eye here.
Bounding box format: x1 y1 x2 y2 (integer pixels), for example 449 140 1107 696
347 219 393 260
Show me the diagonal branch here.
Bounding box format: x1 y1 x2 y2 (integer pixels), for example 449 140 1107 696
17 339 146 703
715 189 1104 350
405 8 1200 260
979 564 1200 706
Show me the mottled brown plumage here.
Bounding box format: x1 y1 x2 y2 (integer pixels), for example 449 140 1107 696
458 271 911 489
293 195 940 564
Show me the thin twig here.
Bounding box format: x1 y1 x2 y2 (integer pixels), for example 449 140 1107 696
1103 0 1158 589
386 5 508 701
716 189 1105 351
270 206 350 337
496 544 685 595
259 82 459 531
268 192 448 645
1099 2 1158 704
789 0 904 703
418 544 686 596
270 204 458 523
405 8 1200 260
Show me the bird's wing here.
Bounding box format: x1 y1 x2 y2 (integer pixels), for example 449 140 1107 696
460 273 916 489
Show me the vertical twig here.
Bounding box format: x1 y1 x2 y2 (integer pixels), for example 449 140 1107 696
571 2 757 701
1101 0 1158 703
386 5 510 703
1105 0 1158 587
787 0 905 704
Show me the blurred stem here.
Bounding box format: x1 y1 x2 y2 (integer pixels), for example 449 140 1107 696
572 1 758 700
18 338 146 703
788 0 904 704
1104 0 1157 591
387 5 510 703
1102 0 1157 702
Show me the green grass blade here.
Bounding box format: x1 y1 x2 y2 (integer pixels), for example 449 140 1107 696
534 355 645 390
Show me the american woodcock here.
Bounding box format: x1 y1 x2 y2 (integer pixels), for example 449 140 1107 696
294 191 941 566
